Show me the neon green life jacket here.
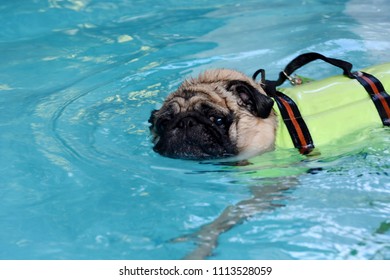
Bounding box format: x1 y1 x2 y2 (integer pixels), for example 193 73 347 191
229 54 390 178
233 54 390 178
272 63 390 150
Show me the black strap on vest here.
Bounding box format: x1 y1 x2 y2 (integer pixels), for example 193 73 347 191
272 91 315 154
253 52 390 154
352 71 390 126
253 67 315 154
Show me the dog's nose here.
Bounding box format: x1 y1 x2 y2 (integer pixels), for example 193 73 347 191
177 116 197 129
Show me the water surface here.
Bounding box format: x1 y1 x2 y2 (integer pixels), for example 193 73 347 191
0 0 389 259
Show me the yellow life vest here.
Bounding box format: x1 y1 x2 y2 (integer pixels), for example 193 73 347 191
254 53 390 155
274 62 390 150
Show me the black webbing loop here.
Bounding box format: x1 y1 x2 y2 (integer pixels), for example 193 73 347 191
272 52 354 87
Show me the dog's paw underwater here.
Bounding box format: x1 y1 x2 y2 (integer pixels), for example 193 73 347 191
149 53 390 161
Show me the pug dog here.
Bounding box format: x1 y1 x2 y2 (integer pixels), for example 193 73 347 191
149 69 277 160
148 70 304 259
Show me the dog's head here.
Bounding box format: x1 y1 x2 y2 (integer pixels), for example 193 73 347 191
149 69 277 160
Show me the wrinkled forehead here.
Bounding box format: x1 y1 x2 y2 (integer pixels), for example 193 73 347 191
163 83 232 114
196 69 253 83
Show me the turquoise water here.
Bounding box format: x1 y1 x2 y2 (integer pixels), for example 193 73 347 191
1 0 389 260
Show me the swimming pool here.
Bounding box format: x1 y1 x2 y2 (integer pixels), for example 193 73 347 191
0 0 389 260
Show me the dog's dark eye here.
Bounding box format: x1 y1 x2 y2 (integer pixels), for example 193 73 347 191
215 117 224 126
210 116 225 126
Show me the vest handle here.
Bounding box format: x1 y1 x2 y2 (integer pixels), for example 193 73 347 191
274 52 354 87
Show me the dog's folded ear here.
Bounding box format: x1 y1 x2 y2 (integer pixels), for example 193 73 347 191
227 80 274 118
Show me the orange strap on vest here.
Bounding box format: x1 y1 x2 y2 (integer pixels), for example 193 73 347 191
353 71 390 126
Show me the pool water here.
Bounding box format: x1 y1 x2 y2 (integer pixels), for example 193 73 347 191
1 0 389 260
